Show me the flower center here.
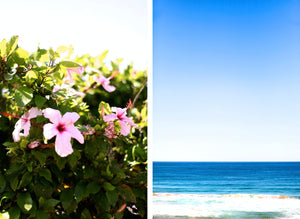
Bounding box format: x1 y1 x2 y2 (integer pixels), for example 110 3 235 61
117 113 124 120
57 123 66 133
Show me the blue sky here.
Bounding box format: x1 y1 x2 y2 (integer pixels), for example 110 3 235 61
153 0 300 161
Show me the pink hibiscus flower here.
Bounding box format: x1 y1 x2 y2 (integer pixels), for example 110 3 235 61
104 121 117 139
103 100 138 136
28 141 41 149
43 108 84 157
53 84 84 97
66 66 84 83
12 107 42 142
94 71 118 92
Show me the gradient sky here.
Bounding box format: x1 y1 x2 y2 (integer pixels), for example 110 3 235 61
1 0 148 71
153 0 300 161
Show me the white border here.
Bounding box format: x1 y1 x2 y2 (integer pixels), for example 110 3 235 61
147 0 153 218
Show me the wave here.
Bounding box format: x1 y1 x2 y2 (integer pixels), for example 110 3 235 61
153 193 300 218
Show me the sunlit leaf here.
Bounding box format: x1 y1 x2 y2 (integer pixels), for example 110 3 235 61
15 86 34 107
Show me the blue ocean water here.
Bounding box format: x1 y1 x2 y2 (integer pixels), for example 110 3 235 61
153 162 300 218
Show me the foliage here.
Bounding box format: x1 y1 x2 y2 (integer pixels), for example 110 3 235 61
0 36 147 218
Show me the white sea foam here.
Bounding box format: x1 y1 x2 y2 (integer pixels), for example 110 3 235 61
153 193 300 218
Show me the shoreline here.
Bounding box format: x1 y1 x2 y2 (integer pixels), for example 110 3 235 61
152 193 300 218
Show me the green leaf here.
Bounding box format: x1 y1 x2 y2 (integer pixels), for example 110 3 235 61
33 179 53 199
120 184 136 203
103 213 112 219
15 86 34 107
55 155 67 169
0 174 6 193
38 196 45 208
0 39 6 57
8 48 29 66
132 145 146 160
17 192 33 212
43 76 54 91
103 182 115 191
98 101 111 116
18 172 32 188
4 73 14 80
35 48 48 62
8 206 21 219
60 61 81 68
0 212 9 219
43 199 60 209
68 153 79 169
6 35 19 56
56 46 68 54
1 191 15 203
98 50 109 62
83 166 97 179
48 47 56 59
80 208 92 219
20 138 29 149
7 163 25 175
36 115 47 123
86 182 100 194
98 192 110 211
67 45 74 59
60 189 74 210
36 210 48 219
74 181 88 203
27 161 33 172
106 165 113 179
25 70 38 83
39 168 52 183
9 174 19 191
84 140 98 159
32 151 47 165
106 190 118 206
34 95 47 109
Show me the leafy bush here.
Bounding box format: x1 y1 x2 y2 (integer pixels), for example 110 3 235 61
0 36 147 219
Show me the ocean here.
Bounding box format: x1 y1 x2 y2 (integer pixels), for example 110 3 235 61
153 162 300 218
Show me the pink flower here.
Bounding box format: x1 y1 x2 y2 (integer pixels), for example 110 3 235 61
43 108 84 157
12 107 42 142
28 141 41 149
66 66 84 83
103 100 138 136
82 125 95 135
53 84 84 97
94 71 117 92
104 122 117 139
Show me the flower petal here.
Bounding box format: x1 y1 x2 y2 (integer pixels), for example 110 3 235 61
43 123 58 140
102 84 116 92
27 107 43 119
111 107 123 114
12 119 23 142
119 121 130 136
28 141 41 149
112 107 127 118
43 108 62 124
62 112 80 124
103 113 118 122
66 125 84 144
122 117 138 128
55 132 73 157
12 129 21 142
66 69 74 83
23 121 31 137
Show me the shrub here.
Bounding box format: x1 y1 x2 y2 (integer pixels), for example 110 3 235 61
0 36 147 219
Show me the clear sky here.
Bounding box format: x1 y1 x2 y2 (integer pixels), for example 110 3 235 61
153 0 300 161
1 0 148 71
